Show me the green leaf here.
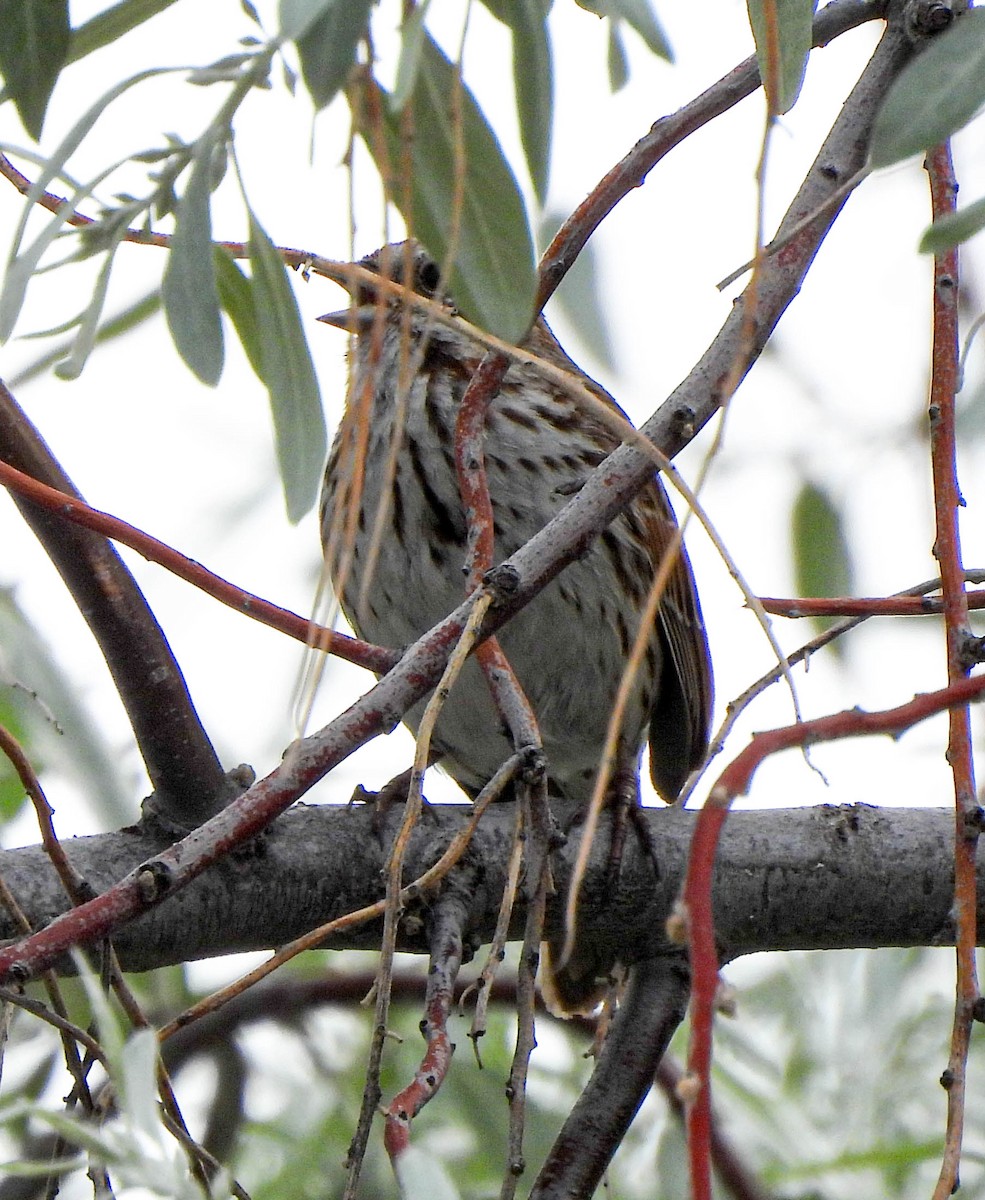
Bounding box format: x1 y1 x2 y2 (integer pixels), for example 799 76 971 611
247 211 327 522
539 211 615 370
869 9 985 170
0 155 129 343
747 0 816 116
54 220 134 379
358 32 537 343
919 193 985 254
607 21 629 91
391 1 431 111
791 481 854 652
215 247 264 377
481 0 553 202
0 0 70 140
9 290 160 387
68 0 180 66
578 0 673 63
0 66 176 341
277 0 334 40
282 0 373 109
162 135 225 386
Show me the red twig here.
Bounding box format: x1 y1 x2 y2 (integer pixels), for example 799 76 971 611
0 722 90 905
682 672 985 1194
0 459 396 674
925 140 978 1200
384 899 464 1165
759 589 985 617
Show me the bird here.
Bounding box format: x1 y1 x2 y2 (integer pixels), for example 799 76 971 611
318 241 713 1014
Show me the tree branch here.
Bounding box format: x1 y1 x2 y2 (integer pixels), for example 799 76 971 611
0 803 980 979
529 953 691 1200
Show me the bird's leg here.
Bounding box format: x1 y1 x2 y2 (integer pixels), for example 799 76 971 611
606 765 661 888
348 760 440 835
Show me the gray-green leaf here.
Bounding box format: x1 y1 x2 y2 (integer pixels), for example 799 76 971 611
284 0 373 110
919 194 985 255
68 0 180 66
0 0 70 140
247 211 326 522
869 9 985 170
791 481 854 651
539 212 615 370
215 247 264 378
578 0 673 63
747 0 816 116
358 31 537 343
162 136 224 386
481 0 553 202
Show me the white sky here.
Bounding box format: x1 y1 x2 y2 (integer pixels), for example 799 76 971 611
1 0 984 859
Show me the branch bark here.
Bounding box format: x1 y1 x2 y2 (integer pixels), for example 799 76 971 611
0 802 978 979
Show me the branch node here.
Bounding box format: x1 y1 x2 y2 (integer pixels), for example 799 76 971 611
136 861 172 903
483 563 521 603
906 0 955 38
959 634 985 668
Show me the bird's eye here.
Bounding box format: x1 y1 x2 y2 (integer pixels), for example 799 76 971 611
418 259 442 296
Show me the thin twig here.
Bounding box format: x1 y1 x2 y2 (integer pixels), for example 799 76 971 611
383 895 467 1166
0 458 396 676
925 139 979 1200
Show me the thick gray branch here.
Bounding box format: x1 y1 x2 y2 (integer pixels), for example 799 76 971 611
0 803 974 975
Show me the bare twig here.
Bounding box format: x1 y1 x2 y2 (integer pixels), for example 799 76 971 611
383 895 467 1166
0 458 397 675
925 139 979 1200
680 673 985 1192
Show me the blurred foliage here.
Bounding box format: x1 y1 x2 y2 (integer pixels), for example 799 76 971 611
790 481 855 654
2 949 982 1198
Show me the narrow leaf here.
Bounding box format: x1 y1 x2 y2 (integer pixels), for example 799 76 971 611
481 0 553 201
162 137 224 385
391 1 431 112
539 211 615 369
9 290 160 387
869 9 985 169
0 155 128 342
578 0 673 63
919 194 985 254
2 66 177 338
747 0 816 115
358 32 537 342
277 0 336 41
0 0 70 139
248 211 326 521
53 232 127 379
606 0 673 60
289 0 373 110
215 247 264 377
791 481 854 651
607 22 629 91
68 0 179 66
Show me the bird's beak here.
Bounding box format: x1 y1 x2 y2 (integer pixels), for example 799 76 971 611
317 307 354 329
317 260 382 331
316 304 380 332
